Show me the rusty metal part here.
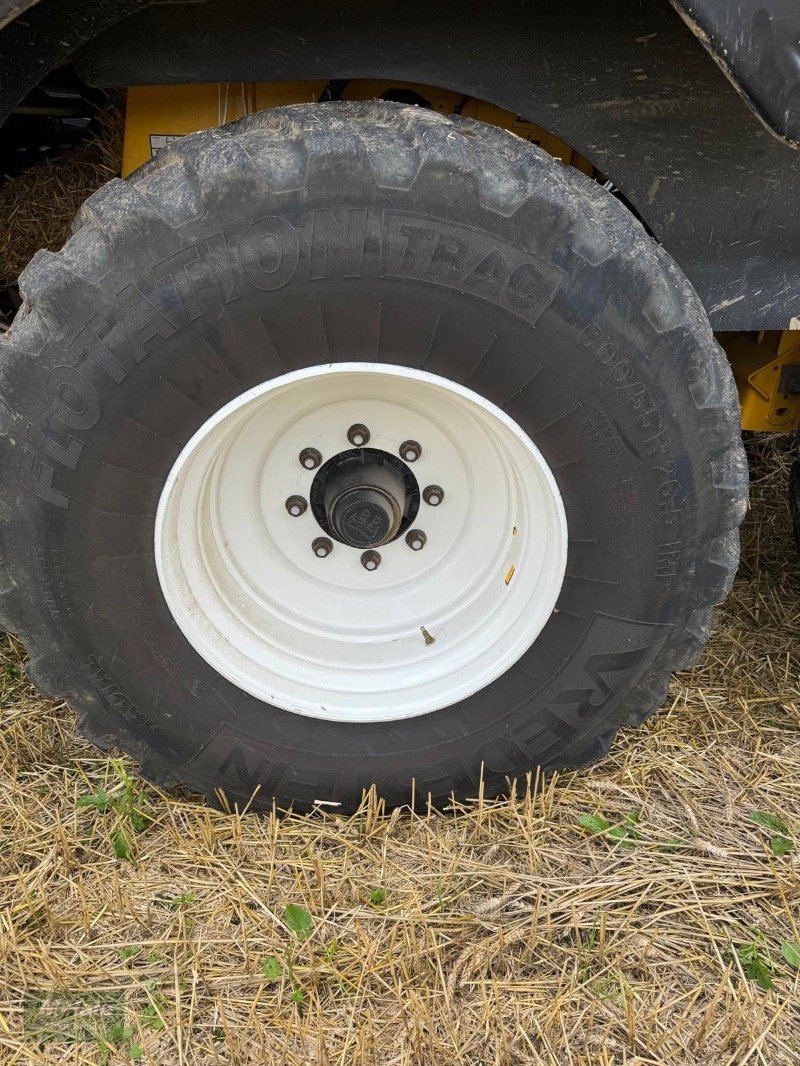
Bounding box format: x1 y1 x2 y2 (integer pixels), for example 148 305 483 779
346 423 370 447
299 447 322 470
285 495 307 517
423 485 444 506
312 536 332 558
405 529 427 551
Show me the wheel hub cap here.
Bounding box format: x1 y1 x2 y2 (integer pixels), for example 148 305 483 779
314 448 415 548
329 483 399 547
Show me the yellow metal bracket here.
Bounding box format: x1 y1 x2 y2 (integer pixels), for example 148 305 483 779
723 331 800 432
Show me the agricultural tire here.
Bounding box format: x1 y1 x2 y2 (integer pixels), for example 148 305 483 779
0 103 748 811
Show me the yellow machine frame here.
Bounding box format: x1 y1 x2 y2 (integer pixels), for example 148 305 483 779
122 81 800 434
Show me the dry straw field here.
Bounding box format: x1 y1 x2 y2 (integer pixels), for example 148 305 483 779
0 113 799 1066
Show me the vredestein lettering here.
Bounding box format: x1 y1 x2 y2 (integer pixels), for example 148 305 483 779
19 212 564 508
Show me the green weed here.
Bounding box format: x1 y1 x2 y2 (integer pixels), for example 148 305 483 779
728 932 776 991
76 760 152 861
577 810 640 848
749 809 794 858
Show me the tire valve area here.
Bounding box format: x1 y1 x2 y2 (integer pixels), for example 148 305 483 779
420 626 436 646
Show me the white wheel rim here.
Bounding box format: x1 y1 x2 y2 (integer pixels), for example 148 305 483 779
155 363 568 722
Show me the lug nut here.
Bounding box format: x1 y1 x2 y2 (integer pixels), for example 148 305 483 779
285 495 307 517
400 439 421 462
423 485 444 506
299 447 322 470
347 423 371 447
312 537 333 558
405 529 427 551
361 550 381 571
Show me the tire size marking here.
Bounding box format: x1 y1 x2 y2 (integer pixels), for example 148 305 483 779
84 656 172 747
583 413 641 536
33 540 74 620
578 322 686 588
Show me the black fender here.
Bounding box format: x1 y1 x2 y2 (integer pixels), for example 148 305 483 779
673 0 800 144
1 0 799 330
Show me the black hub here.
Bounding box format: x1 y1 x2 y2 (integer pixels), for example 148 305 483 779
330 481 400 547
310 448 420 548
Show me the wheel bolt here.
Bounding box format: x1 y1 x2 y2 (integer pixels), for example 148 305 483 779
361 550 381 571
347 423 371 447
405 529 427 551
400 439 421 462
312 537 333 558
285 495 307 517
423 485 444 506
299 447 322 470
